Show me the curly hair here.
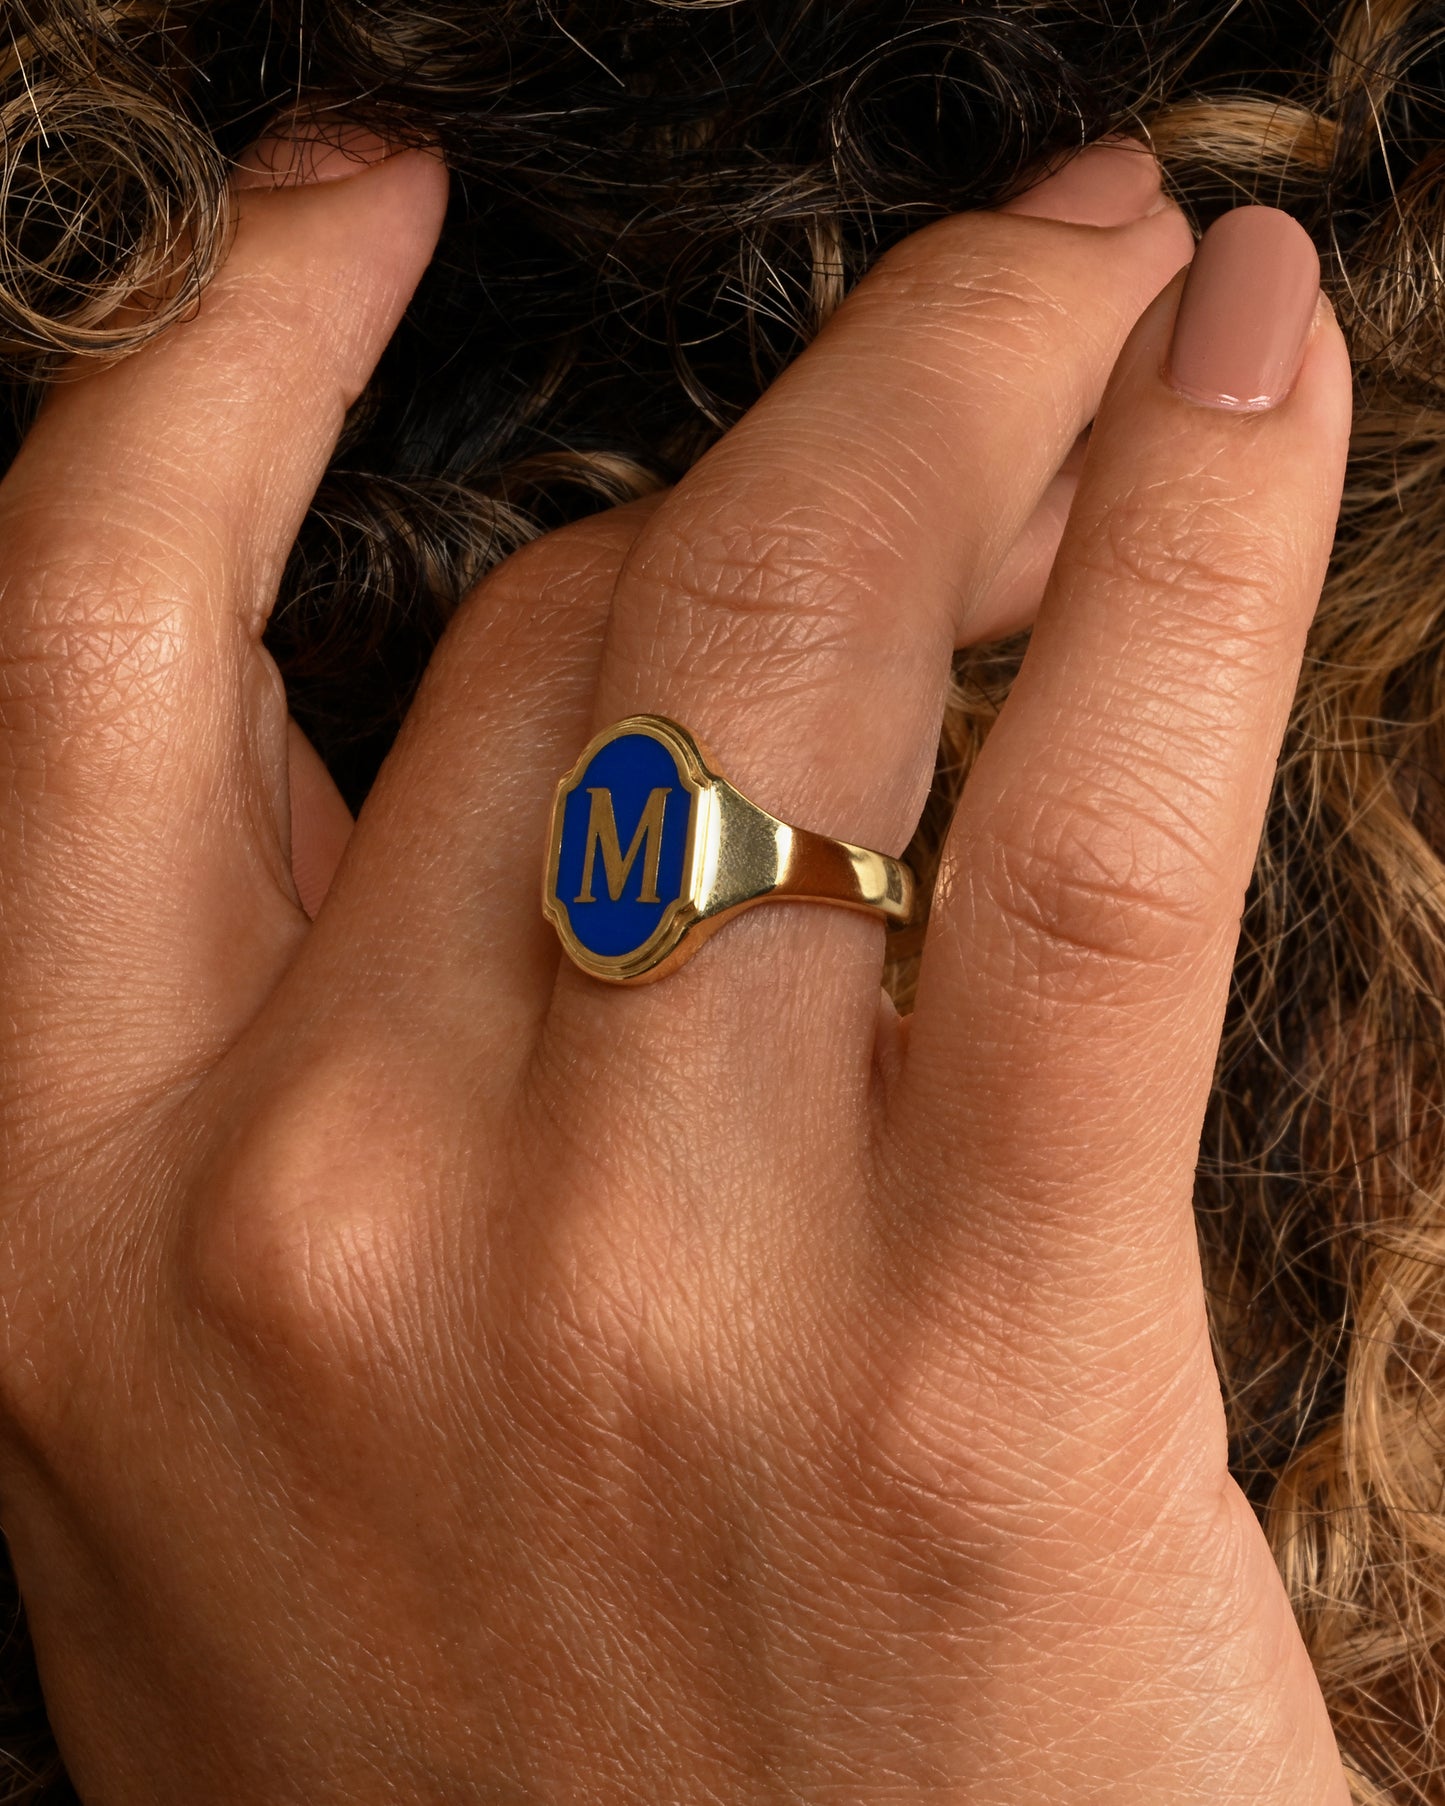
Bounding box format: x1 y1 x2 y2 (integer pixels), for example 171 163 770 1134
2 0 1445 1799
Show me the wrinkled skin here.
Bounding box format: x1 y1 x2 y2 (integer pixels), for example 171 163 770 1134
0 134 1353 1802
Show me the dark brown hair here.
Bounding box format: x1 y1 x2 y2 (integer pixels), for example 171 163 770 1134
4 1 1445 1798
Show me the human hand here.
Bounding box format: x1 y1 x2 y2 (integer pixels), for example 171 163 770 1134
0 129 1353 1802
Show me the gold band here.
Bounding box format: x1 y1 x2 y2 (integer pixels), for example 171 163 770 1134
542 715 915 985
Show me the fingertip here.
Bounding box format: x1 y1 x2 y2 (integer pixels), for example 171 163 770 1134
358 143 452 268
1282 289 1355 472
1094 239 1348 448
233 121 397 190
1000 136 1164 228
231 129 451 287
231 110 449 198
1161 207 1320 413
997 138 1197 287
220 137 450 413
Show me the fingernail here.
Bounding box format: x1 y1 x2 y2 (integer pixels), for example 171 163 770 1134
999 138 1165 228
1165 206 1320 411
233 121 395 191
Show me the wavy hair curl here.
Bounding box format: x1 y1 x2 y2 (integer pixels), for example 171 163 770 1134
2 0 1445 1799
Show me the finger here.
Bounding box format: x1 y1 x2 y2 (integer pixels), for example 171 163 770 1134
0 126 448 1116
278 499 662 1079
894 210 1350 1379
287 720 353 920
291 414 1061 1045
546 143 1193 1103
965 442 1083 644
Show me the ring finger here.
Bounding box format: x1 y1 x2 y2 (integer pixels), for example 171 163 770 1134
548 141 1193 1094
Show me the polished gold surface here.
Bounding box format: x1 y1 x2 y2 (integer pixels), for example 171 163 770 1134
542 714 915 984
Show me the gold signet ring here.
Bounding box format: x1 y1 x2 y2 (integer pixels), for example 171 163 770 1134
541 715 915 985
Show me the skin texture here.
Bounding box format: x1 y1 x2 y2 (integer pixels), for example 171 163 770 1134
0 137 1354 1803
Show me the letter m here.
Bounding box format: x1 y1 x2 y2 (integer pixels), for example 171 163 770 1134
575 787 671 904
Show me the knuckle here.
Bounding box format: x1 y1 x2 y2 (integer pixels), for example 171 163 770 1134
1084 493 1292 641
0 627 182 783
975 785 1229 986
625 501 897 682
181 1058 423 1391
0 526 210 802
513 1092 720 1373
511 1041 823 1407
0 561 188 720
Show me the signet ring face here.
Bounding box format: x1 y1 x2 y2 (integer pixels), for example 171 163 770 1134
542 715 915 986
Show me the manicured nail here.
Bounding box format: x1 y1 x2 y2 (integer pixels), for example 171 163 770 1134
1165 206 1320 411
1000 138 1165 228
233 121 395 191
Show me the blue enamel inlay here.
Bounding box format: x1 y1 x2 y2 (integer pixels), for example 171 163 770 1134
554 732 692 959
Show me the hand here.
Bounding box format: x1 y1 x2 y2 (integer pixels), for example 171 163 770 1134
0 129 1353 1802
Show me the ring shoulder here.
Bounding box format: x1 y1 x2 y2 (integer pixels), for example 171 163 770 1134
692 780 790 918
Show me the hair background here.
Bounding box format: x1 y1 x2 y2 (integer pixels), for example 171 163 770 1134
1 0 1444 1798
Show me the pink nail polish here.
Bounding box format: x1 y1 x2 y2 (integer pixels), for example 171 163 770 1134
1000 138 1165 228
1165 206 1320 411
233 122 395 191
